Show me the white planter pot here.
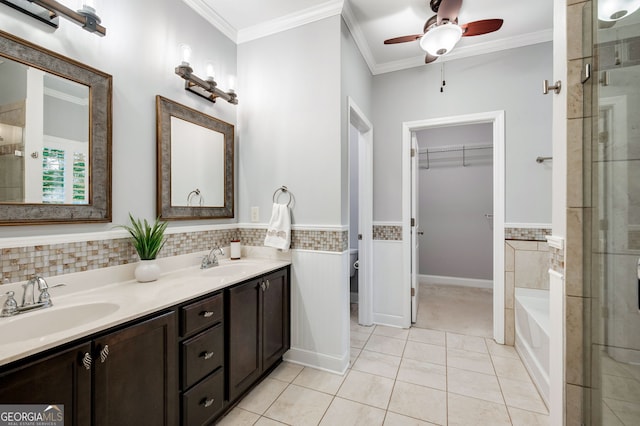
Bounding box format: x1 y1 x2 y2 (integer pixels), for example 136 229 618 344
134 260 161 282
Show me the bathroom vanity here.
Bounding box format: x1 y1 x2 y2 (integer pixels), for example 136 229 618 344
0 258 290 426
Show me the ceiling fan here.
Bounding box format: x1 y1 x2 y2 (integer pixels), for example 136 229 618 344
384 0 504 63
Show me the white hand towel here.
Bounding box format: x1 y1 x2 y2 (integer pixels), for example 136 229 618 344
264 203 291 251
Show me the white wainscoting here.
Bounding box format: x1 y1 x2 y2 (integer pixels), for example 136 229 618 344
283 249 350 374
372 240 405 328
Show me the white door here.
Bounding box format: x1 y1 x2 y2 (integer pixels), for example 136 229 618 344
411 132 419 323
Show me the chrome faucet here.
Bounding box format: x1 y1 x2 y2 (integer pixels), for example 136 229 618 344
1 275 65 317
201 245 224 269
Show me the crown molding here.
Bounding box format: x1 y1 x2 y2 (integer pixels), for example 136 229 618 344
341 1 377 74
238 0 344 44
182 0 238 42
371 28 553 75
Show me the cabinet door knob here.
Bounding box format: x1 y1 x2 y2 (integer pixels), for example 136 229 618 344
99 345 110 363
200 351 215 360
200 397 215 408
200 311 215 318
266 280 270 290
82 352 93 370
261 282 266 292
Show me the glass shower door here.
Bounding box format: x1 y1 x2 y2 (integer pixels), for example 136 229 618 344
586 1 640 424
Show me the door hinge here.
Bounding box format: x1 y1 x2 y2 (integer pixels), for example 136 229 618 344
411 218 416 227
411 287 415 297
358 234 363 240
411 148 416 157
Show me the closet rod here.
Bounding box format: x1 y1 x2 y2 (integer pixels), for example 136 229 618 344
417 144 493 155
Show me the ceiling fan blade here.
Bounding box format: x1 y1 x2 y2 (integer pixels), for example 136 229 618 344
384 34 423 44
437 0 463 24
461 19 504 36
425 53 438 64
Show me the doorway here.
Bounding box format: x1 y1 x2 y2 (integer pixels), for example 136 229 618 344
348 98 373 326
402 111 506 343
413 123 494 336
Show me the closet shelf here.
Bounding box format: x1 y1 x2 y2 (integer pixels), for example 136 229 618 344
418 144 493 169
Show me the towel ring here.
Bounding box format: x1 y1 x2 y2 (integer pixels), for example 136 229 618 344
272 186 292 206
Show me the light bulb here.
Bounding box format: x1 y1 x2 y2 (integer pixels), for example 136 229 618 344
228 75 237 92
179 44 192 66
206 62 215 80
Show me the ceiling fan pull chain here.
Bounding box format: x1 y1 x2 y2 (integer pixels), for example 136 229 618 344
440 63 446 92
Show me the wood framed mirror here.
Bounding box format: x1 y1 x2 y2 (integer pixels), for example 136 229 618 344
156 96 234 220
0 30 112 225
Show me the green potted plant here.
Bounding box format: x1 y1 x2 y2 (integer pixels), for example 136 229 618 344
119 213 168 282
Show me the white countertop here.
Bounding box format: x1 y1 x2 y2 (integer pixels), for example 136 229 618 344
0 253 291 367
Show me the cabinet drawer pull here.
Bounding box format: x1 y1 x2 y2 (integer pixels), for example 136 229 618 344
99 345 109 363
200 351 215 360
200 311 215 318
260 282 266 292
82 352 92 370
200 397 215 408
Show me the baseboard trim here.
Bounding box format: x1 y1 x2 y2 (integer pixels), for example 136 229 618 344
283 347 348 375
372 313 407 328
419 274 493 289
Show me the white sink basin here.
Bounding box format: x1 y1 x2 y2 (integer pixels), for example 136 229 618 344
0 302 120 343
195 260 264 278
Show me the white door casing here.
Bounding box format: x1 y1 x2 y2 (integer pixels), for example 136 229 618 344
402 111 505 340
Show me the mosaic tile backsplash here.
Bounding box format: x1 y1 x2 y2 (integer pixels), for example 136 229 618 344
373 225 402 241
0 227 347 284
505 227 551 241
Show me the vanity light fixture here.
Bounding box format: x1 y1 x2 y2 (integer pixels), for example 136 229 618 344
174 44 238 105
1 0 106 36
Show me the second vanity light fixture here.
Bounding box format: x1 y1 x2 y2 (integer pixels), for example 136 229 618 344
1 0 106 36
175 44 238 105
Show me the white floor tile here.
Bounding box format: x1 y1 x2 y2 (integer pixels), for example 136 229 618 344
269 361 304 383
352 350 401 379
446 332 489 353
403 340 446 365
364 335 407 357
383 411 436 425
407 328 446 346
447 366 503 404
373 325 410 340
388 381 447 425
292 366 346 395
337 370 395 409
499 376 548 415
216 407 260 425
237 378 289 415
507 406 550 425
447 347 495 375
448 393 511 426
396 358 446 391
319 397 386 426
263 384 333 426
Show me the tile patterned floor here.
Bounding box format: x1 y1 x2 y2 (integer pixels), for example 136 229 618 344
217 318 550 425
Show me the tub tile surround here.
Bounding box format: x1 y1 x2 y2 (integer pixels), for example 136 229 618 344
504 239 552 346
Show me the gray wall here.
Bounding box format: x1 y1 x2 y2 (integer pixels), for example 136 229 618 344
0 0 238 237
416 123 493 280
372 43 553 224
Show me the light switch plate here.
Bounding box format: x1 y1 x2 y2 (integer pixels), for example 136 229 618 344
251 206 259 222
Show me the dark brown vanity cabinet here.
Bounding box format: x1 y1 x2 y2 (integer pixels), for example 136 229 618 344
0 311 177 426
0 342 92 425
227 268 290 403
179 292 225 426
93 311 177 426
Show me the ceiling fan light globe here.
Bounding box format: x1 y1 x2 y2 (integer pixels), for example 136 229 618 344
598 0 640 21
419 23 462 56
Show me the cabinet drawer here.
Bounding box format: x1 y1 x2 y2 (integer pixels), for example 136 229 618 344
182 323 224 389
181 293 223 336
182 368 224 426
